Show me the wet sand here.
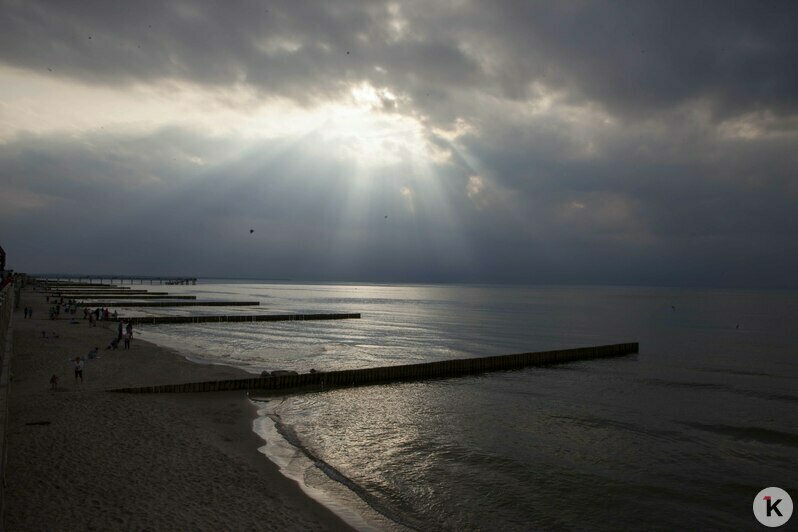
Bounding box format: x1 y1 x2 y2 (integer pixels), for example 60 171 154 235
4 286 352 531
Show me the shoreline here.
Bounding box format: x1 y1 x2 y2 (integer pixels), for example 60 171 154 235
133 308 406 530
5 286 353 530
251 399 409 532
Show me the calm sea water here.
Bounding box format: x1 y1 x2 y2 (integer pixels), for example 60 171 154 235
131 282 798 530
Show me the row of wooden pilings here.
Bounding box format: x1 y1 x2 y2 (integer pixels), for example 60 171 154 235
110 342 638 394
122 313 362 325
35 276 197 285
71 294 197 300
51 291 169 296
72 300 261 308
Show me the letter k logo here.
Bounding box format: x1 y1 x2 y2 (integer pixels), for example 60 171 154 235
765 496 783 517
754 488 793 527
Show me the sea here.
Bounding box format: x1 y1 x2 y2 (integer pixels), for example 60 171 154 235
119 281 796 530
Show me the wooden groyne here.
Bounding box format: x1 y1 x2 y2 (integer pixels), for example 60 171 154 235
122 312 361 325
50 291 168 297
47 288 150 297
47 287 134 291
37 282 114 287
110 342 638 394
54 292 173 298
70 294 197 300
75 300 261 308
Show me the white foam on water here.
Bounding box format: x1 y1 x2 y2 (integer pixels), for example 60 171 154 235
252 400 408 532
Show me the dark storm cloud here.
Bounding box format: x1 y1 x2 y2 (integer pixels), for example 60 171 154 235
0 127 478 280
455 1 798 120
2 0 795 122
4 120 795 287
0 0 484 109
2 1 797 286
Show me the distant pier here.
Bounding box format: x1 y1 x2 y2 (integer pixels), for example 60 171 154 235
121 312 361 325
50 291 171 297
110 343 639 393
35 275 197 285
50 291 142 295
53 292 176 298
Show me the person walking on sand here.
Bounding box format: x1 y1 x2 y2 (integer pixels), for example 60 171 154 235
117 320 124 340
73 357 84 383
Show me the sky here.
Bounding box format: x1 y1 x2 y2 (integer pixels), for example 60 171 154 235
1 1 796 287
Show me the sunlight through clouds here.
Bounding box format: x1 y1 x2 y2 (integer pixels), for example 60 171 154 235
1 1 796 285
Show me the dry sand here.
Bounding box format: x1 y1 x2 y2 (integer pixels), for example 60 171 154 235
5 287 353 531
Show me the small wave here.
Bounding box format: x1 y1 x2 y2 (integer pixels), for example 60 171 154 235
692 367 781 379
683 422 798 448
641 378 798 405
549 414 691 444
270 415 423 531
641 378 725 390
733 388 798 404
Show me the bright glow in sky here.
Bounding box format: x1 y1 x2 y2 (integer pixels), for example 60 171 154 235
1 1 796 286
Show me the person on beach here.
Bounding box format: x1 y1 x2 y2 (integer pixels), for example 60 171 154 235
73 357 84 383
126 321 133 339
87 346 99 360
50 374 58 390
117 320 124 340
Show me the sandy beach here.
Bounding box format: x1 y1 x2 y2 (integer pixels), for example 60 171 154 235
4 286 352 531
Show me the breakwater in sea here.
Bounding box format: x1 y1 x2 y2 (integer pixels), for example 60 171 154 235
105 281 796 530
110 342 638 393
77 300 261 308
121 312 361 325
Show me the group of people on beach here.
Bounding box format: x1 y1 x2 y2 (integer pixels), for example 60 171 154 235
49 319 135 390
108 320 133 350
47 298 81 319
86 307 117 327
22 306 33 318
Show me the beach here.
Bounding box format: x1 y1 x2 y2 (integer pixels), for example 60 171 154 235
5 281 795 529
4 286 352 531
